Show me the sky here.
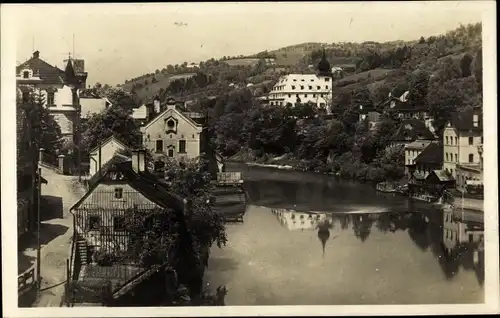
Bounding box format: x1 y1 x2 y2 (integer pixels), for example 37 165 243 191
10 2 484 86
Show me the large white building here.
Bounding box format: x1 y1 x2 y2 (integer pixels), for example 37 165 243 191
267 74 332 109
267 49 333 113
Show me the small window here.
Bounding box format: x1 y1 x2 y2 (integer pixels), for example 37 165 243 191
313 94 316 98
179 140 186 153
288 94 291 98
47 92 55 105
325 86 329 90
455 137 458 144
113 216 126 232
156 140 163 152
114 187 123 199
445 153 448 161
301 79 305 82
304 94 308 98
325 78 330 82
317 86 321 90
454 154 458 162
296 94 299 98
88 216 101 231
167 119 176 129
480 136 483 144
308 85 313 90
469 154 474 163
168 148 174 157
300 86 304 90
468 137 473 145
23 71 29 79
291 85 296 90
293 79 297 82
445 136 449 145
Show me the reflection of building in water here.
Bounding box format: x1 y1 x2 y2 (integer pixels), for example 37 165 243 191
271 208 332 231
442 206 483 257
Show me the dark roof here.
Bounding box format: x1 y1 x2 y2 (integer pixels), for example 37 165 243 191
87 153 131 187
391 119 435 142
415 142 443 165
427 170 455 182
449 108 482 131
73 156 185 213
16 53 66 84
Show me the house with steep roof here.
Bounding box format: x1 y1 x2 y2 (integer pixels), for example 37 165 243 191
79 90 113 120
388 118 435 149
16 51 87 145
407 142 443 194
140 98 205 162
68 149 198 306
88 135 132 178
443 106 483 182
404 140 434 176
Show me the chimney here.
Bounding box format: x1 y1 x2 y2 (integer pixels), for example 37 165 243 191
473 114 479 128
33 51 40 59
131 149 146 173
154 99 161 113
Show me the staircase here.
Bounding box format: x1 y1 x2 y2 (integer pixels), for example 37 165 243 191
76 237 88 265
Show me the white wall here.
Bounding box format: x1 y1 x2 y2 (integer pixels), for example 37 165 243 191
89 138 128 177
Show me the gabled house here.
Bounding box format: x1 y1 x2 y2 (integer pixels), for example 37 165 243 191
358 105 382 131
408 142 443 194
79 90 113 120
140 99 204 162
443 106 483 186
88 135 131 178
388 118 435 149
16 51 87 146
404 140 434 176
68 149 198 305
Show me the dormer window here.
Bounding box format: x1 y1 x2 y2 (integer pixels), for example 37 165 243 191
167 119 175 128
23 71 29 79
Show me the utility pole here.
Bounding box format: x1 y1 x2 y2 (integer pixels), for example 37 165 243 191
36 149 44 290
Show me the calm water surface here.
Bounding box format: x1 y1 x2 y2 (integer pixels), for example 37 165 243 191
204 165 484 305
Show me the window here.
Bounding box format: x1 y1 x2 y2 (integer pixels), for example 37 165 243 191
445 136 449 145
291 85 296 90
308 85 313 90
446 153 448 161
468 137 473 145
300 86 304 90
23 71 29 78
480 136 483 144
293 79 297 82
113 216 126 232
168 149 174 157
296 94 299 98
22 91 30 103
114 187 123 199
454 154 458 162
313 94 316 98
325 78 330 82
155 140 163 152
88 216 101 231
304 94 308 98
167 119 176 129
47 92 55 105
288 94 291 98
469 153 474 163
325 86 329 90
317 86 321 90
455 137 458 145
301 79 305 82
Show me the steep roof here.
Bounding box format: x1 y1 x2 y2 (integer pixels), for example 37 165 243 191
415 142 443 165
89 135 131 154
72 157 184 212
391 119 435 142
87 153 131 187
16 52 66 84
427 170 454 182
449 108 482 132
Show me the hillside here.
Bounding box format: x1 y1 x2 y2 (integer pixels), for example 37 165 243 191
115 23 481 109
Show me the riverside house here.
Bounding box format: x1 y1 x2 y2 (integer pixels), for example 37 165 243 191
67 149 199 306
387 118 435 150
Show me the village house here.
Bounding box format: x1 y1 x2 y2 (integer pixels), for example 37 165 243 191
79 90 113 120
16 51 87 146
387 118 435 150
68 150 199 306
139 97 205 163
88 135 131 178
442 106 483 183
404 140 434 176
358 105 382 131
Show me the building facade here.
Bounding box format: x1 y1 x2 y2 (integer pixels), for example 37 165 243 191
442 107 482 180
140 100 203 161
404 140 434 175
16 51 87 146
88 135 131 178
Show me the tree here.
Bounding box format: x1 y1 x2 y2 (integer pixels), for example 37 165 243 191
408 71 430 109
473 48 482 91
460 53 473 77
18 88 63 156
155 69 160 74
419 36 426 44
81 104 142 154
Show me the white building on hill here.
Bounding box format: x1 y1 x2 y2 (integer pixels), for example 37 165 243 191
267 49 333 113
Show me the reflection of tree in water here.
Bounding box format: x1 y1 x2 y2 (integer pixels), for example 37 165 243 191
351 214 375 242
317 219 334 257
407 212 431 251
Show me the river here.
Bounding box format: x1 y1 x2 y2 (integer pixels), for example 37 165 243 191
203 164 484 305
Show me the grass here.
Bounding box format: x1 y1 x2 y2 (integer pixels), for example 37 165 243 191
224 58 260 66
123 73 196 102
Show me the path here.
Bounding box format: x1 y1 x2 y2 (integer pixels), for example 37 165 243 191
18 166 86 307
